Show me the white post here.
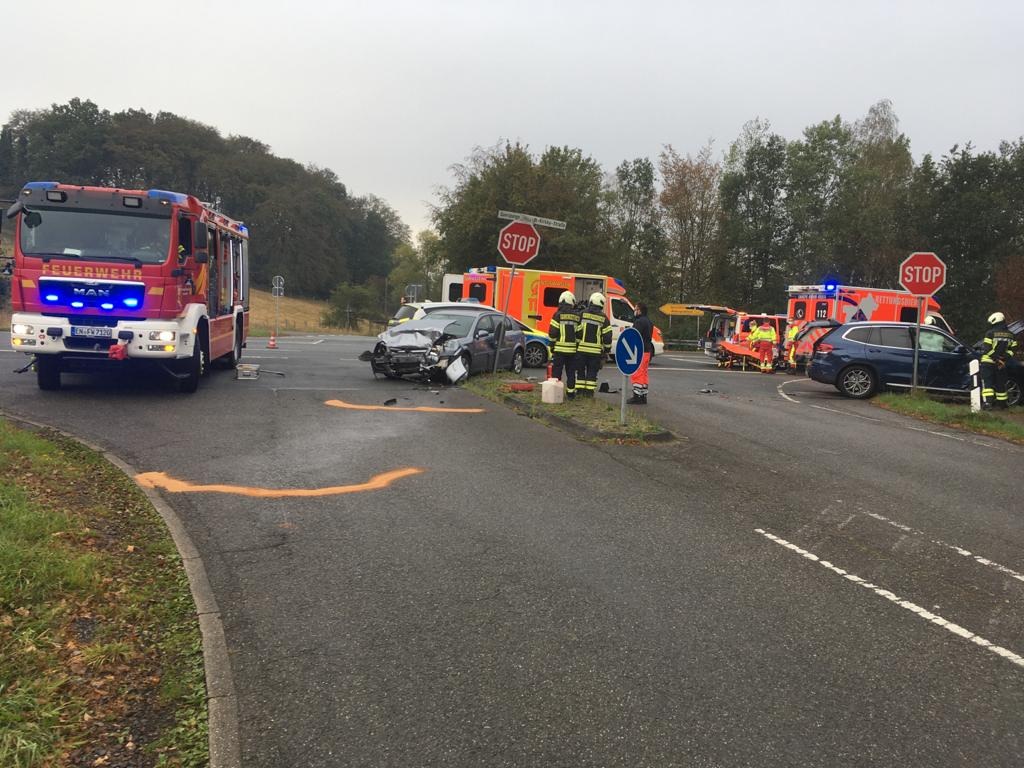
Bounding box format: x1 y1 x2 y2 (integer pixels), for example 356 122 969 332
911 296 923 394
969 358 982 413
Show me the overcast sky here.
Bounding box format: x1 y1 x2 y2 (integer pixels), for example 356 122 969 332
4 0 1022 234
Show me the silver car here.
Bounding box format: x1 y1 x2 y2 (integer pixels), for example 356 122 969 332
367 309 525 382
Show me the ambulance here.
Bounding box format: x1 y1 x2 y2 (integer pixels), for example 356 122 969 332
442 266 664 356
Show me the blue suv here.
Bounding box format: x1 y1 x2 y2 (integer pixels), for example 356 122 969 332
808 321 1022 405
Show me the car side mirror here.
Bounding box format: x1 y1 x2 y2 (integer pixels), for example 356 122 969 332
475 328 490 339
193 221 209 262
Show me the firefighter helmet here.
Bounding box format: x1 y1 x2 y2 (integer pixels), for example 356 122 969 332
988 311 1005 325
559 290 576 305
589 292 606 308
923 315 935 326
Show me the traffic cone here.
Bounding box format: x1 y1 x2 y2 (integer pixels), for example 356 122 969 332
267 334 278 349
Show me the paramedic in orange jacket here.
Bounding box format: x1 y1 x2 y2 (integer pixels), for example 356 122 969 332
748 319 778 373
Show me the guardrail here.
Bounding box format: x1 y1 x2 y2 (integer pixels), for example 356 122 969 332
663 339 703 351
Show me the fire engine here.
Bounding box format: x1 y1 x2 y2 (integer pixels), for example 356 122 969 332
4 181 249 392
442 266 665 355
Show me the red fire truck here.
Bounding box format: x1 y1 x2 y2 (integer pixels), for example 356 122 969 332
4 181 249 392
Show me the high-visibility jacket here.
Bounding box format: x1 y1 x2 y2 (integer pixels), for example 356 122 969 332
748 323 778 345
577 304 612 355
548 304 580 355
785 323 801 345
981 322 1018 364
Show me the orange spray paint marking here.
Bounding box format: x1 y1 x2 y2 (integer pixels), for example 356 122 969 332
135 467 424 498
325 398 484 414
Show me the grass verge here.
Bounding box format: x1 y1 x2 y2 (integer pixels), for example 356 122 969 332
874 392 1024 444
462 372 668 441
248 289 381 337
0 419 207 767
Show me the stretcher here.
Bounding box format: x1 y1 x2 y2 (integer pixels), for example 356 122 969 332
716 339 781 371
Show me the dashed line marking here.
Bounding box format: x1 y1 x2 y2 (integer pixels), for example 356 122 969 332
755 528 1024 670
325 398 483 414
863 511 1024 585
135 467 424 497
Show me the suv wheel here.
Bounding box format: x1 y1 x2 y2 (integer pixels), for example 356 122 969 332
837 365 877 399
1007 378 1021 408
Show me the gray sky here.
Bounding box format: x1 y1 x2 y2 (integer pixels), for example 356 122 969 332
4 0 1022 234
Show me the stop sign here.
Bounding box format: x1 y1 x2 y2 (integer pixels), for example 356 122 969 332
497 221 541 266
899 252 946 296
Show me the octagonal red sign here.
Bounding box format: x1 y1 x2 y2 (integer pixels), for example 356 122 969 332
899 252 946 296
497 221 540 266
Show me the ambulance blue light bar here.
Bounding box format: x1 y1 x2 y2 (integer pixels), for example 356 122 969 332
23 181 60 191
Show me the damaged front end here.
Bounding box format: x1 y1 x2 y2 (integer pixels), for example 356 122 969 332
365 328 465 381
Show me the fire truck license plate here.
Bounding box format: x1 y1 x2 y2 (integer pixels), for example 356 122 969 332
71 326 113 338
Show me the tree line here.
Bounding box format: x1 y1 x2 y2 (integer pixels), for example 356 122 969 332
2 99 1021 340
432 101 1024 341
0 98 407 304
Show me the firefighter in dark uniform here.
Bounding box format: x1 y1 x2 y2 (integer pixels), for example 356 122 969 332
548 290 581 400
576 292 612 398
980 311 1018 409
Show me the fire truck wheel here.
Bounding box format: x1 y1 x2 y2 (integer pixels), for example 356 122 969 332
229 327 243 366
524 342 547 368
837 364 877 399
178 339 206 394
36 357 62 391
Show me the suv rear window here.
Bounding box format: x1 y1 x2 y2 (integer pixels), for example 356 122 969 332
845 327 874 344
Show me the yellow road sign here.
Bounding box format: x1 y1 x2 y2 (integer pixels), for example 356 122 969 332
659 304 704 316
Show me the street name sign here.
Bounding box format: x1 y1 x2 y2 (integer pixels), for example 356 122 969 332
497 210 567 230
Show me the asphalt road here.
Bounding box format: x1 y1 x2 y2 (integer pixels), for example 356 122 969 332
1 338 1022 767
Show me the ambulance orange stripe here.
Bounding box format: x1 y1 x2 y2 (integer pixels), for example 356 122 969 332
325 398 484 414
135 467 423 497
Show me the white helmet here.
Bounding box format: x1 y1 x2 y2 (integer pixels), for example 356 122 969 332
589 292 606 308
559 290 576 305
923 315 935 326
988 311 1005 325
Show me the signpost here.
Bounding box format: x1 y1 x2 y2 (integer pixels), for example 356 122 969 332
615 327 644 425
493 218 545 373
659 304 704 316
898 252 946 393
271 275 284 346
497 210 567 230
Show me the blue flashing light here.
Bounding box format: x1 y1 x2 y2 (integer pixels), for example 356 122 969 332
824 281 838 292
71 301 85 309
24 181 60 191
100 303 114 310
611 278 625 289
44 294 60 302
146 189 188 205
123 298 140 308
238 225 248 235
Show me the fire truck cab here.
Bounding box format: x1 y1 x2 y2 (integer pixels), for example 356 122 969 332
5 181 249 392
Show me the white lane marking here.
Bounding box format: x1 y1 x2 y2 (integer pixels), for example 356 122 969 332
651 366 743 374
755 528 1024 670
243 356 290 360
905 425 965 441
809 403 882 422
777 379 804 404
864 511 1024 586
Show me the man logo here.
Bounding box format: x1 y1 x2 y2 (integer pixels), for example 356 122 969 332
73 287 112 298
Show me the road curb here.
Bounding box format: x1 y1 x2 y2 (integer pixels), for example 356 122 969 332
0 411 241 768
498 393 675 442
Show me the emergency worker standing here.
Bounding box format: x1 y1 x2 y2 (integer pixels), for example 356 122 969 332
748 318 778 373
547 290 581 400
576 292 612 397
980 311 1018 409
628 302 655 404
784 320 802 372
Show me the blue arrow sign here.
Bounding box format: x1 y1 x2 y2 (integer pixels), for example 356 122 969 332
615 327 644 376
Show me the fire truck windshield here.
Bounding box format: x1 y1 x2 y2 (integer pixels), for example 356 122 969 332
20 208 172 265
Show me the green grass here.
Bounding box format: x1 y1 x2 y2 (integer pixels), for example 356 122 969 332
875 392 1024 444
0 420 207 767
463 372 667 440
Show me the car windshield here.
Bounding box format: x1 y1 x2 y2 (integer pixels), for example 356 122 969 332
20 208 172 264
392 305 418 322
393 312 481 338
610 297 634 322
